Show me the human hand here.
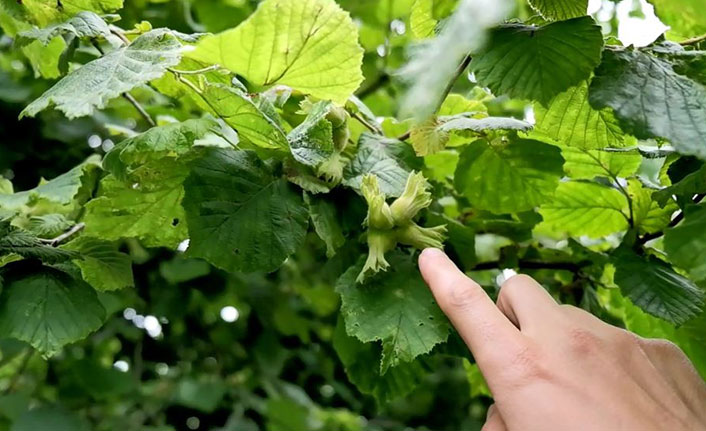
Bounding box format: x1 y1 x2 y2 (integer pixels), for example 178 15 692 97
418 248 706 431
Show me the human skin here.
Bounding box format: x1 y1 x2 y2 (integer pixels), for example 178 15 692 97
418 248 706 431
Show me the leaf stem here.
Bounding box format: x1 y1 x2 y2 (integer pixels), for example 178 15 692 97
433 54 472 114
351 111 380 134
680 34 706 46
168 65 221 75
397 54 473 141
638 193 706 245
122 92 156 127
39 223 85 247
91 39 156 127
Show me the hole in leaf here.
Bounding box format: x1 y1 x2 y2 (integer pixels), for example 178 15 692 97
172 218 179 226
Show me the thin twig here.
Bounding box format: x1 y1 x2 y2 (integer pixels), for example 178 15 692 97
397 54 473 141
356 73 390 99
2 349 33 395
122 92 156 127
91 40 155 127
638 193 706 245
433 54 472 114
122 93 156 127
680 34 706 46
39 223 85 247
110 28 131 45
351 112 380 134
168 65 221 75
472 259 591 272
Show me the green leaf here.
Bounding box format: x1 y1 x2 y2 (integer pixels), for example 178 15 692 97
336 252 450 373
409 0 437 39
175 378 226 413
200 83 288 150
103 117 221 181
305 194 345 258
332 317 425 404
287 101 335 166
21 29 183 119
454 139 564 214
82 163 188 248
189 0 364 104
589 49 706 160
527 0 588 20
343 134 415 198
664 204 706 281
613 249 705 325
533 82 628 149
462 359 491 398
654 164 706 207
63 236 133 291
159 257 210 284
0 0 123 27
470 17 602 103
409 117 448 157
15 11 119 47
0 221 79 264
537 181 629 238
183 148 309 273
26 214 73 238
649 0 706 40
0 160 99 216
0 263 106 356
11 405 90 431
629 180 677 235
561 147 642 180
439 116 532 133
71 358 136 400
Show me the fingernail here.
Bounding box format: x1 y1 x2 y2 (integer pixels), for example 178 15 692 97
420 247 445 261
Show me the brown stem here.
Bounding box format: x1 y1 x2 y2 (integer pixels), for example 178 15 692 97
351 112 380 134
472 259 591 272
638 193 706 245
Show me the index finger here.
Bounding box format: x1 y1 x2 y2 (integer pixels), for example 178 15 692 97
418 248 525 370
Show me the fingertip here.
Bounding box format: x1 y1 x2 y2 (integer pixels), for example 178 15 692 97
419 247 446 265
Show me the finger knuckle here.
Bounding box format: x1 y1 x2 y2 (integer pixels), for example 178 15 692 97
503 343 547 385
613 329 641 352
566 326 604 355
445 279 484 310
645 338 686 358
501 274 534 294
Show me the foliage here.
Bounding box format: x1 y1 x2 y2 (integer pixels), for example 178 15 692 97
0 0 706 430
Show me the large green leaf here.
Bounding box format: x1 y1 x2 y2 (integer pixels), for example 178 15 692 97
0 263 105 356
342 134 415 198
200 83 288 150
0 0 123 27
103 118 221 181
454 139 564 214
287 101 335 166
336 252 450 373
11 405 90 431
589 49 706 160
561 147 642 180
305 194 345 258
527 0 587 20
183 148 309 273
189 0 364 104
15 11 119 47
629 180 677 235
533 82 628 149
537 181 629 238
0 160 99 215
649 0 706 40
63 236 134 291
613 249 705 325
470 17 602 103
21 29 183 119
664 204 706 281
83 162 188 248
332 317 425 404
